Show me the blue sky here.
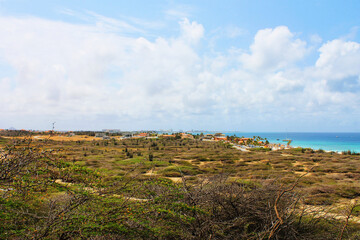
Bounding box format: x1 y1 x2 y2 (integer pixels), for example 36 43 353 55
0 0 359 131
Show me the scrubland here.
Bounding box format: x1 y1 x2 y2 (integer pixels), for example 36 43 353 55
0 135 359 239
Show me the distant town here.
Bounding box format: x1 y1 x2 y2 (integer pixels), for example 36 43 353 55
0 128 291 151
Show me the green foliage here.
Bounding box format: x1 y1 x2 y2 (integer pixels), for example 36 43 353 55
159 166 200 176
1 137 360 239
353 205 360 216
250 147 272 152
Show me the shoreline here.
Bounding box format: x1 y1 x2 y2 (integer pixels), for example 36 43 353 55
219 132 360 154
289 144 359 154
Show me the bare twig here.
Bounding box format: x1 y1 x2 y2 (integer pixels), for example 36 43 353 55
268 167 314 239
337 201 359 240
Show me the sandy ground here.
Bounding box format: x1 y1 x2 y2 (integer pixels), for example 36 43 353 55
5 135 106 141
144 168 156 176
302 204 360 224
232 145 250 152
166 177 183 183
144 168 183 183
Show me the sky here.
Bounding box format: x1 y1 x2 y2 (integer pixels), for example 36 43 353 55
0 0 360 132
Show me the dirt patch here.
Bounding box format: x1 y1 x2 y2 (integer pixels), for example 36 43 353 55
302 205 360 224
30 135 99 141
166 177 183 183
144 168 157 176
198 161 207 167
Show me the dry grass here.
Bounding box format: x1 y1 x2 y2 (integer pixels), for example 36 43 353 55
2 136 360 218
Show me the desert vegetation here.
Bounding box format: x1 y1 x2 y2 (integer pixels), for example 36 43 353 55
0 133 359 239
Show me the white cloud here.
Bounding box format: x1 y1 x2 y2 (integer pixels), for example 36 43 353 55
179 18 204 44
225 25 247 39
241 26 307 72
59 9 145 34
310 34 322 44
308 39 360 100
86 11 145 34
268 71 304 93
315 39 360 79
164 4 193 19
0 16 206 123
0 14 359 131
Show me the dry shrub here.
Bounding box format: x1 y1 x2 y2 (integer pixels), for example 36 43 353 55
174 175 302 239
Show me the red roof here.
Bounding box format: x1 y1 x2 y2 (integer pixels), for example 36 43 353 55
214 137 227 141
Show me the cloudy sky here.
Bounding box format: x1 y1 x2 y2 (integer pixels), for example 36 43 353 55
0 0 359 132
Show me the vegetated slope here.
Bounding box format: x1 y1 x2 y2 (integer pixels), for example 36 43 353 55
0 136 359 239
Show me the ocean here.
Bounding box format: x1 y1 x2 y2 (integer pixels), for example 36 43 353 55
220 132 360 153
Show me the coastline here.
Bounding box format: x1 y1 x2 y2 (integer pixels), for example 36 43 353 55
218 132 360 154
288 142 360 154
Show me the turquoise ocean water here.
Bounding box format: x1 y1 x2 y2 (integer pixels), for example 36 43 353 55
162 131 360 153
219 132 360 153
